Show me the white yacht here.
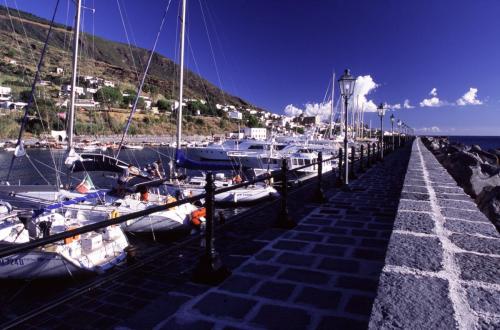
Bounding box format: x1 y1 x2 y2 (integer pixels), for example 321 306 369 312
187 139 272 162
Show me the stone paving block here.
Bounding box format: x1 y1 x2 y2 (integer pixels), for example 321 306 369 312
398 200 432 212
394 211 435 234
295 286 342 310
351 229 379 237
255 281 296 300
346 294 375 315
192 292 257 320
294 224 321 232
318 316 367 330
240 263 281 276
444 219 499 238
255 249 277 261
219 274 260 294
304 217 333 226
353 248 387 261
336 220 366 228
158 316 214 330
400 191 430 201
441 207 490 222
435 193 474 202
276 252 317 267
123 293 191 329
437 199 477 210
251 304 311 329
326 235 357 246
336 275 379 292
319 227 349 235
450 233 500 254
464 285 500 314
404 179 427 186
310 244 347 257
369 272 455 329
433 186 467 194
291 232 326 242
318 257 360 273
386 233 443 271
402 185 428 194
278 267 331 285
456 253 500 284
272 240 310 252
361 238 389 249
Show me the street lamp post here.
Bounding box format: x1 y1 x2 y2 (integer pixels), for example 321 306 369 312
377 103 386 161
338 69 356 187
397 119 402 147
390 113 395 151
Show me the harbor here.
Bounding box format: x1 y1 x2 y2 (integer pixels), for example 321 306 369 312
1 138 498 329
0 0 499 329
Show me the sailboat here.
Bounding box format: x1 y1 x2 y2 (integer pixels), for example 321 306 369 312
0 0 129 279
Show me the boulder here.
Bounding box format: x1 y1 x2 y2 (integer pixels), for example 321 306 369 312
477 186 500 230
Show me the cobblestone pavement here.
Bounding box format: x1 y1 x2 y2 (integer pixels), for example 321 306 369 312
369 139 500 330
10 144 412 330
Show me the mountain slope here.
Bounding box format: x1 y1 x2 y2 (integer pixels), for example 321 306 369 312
0 5 259 109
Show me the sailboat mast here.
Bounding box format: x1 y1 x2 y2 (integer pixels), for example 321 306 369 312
329 72 335 139
67 0 82 152
176 0 187 151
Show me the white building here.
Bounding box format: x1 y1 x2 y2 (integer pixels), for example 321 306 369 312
0 86 12 101
103 80 115 87
61 85 85 96
55 67 64 75
85 87 98 94
244 127 267 140
228 111 242 120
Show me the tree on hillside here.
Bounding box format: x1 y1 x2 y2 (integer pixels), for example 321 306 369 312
94 86 122 108
156 99 172 112
247 114 262 128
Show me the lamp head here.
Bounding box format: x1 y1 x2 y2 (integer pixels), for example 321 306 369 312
338 69 356 98
377 103 386 117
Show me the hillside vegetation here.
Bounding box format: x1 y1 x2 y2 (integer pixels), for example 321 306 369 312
0 5 263 138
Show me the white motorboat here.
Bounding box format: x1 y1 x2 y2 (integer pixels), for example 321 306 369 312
165 173 279 205
0 204 129 279
187 139 272 162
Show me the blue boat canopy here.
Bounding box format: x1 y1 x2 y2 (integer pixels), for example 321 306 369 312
32 190 108 218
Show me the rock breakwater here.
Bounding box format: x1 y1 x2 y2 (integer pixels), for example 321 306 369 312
422 137 500 230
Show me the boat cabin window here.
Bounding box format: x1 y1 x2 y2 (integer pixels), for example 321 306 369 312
298 159 304 166
305 159 311 165
292 159 298 165
248 145 264 150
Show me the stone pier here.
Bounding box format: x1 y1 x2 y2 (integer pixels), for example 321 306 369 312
369 139 500 329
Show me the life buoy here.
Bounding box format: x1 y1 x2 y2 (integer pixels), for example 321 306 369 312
190 207 206 227
110 209 120 219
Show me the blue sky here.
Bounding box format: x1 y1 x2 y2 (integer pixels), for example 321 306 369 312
7 0 500 135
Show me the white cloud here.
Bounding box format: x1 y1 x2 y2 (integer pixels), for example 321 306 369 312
420 88 445 107
403 99 414 109
284 104 303 117
390 103 401 110
352 75 378 112
456 87 482 106
283 101 333 121
417 126 441 133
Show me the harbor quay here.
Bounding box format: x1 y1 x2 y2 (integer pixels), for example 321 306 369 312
3 138 499 329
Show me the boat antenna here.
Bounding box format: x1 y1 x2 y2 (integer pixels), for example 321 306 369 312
5 0 61 182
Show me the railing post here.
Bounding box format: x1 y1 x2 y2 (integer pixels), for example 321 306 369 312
335 148 343 187
275 158 296 228
350 146 357 179
374 143 379 163
359 144 365 173
192 172 231 284
314 151 326 202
